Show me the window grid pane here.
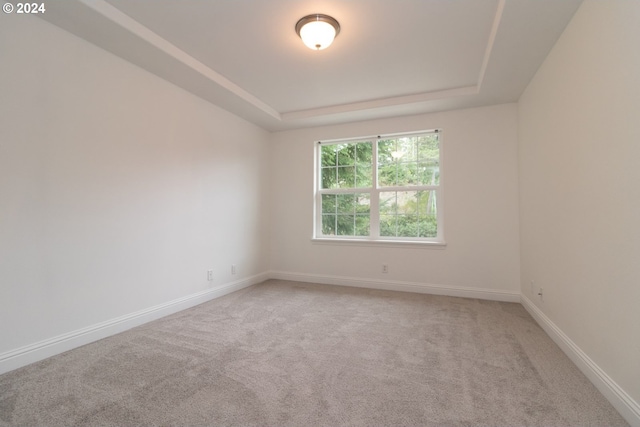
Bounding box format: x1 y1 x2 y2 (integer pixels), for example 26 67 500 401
321 142 373 190
321 193 370 237
378 190 437 238
378 134 440 188
318 131 440 241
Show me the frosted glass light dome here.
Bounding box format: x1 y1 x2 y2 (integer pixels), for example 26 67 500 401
296 14 341 51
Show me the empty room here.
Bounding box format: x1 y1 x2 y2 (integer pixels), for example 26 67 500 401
1 1 638 426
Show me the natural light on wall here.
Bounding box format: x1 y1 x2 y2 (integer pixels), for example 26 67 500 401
296 14 341 50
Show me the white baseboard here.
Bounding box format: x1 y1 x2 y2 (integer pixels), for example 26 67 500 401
269 270 521 303
0 272 268 375
521 294 640 427
3 271 636 427
0 272 518 377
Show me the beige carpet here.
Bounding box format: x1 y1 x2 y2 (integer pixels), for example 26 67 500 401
0 279 628 426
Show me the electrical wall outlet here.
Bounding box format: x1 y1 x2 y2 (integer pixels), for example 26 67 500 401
207 270 213 281
382 264 388 273
231 264 237 275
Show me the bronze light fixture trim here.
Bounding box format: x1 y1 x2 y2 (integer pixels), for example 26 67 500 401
295 14 341 50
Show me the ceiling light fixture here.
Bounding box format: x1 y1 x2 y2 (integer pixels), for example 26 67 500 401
295 14 340 51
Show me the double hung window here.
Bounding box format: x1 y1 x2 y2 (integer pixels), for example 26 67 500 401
315 130 443 244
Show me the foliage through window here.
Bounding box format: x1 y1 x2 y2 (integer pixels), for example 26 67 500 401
315 131 443 243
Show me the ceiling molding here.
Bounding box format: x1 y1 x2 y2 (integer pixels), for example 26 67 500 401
477 0 505 89
78 0 282 121
281 85 479 121
38 0 582 131
70 0 506 124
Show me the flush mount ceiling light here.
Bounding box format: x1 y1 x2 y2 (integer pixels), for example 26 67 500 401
295 14 340 51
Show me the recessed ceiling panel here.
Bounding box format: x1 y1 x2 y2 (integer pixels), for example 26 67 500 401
40 0 583 130
104 0 499 112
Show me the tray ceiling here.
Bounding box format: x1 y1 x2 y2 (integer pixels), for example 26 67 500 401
40 0 582 131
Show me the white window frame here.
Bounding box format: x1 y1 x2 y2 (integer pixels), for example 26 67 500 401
313 130 445 247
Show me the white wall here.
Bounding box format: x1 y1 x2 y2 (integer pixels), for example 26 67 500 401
0 15 270 358
518 0 640 420
269 104 521 299
1 5 637 424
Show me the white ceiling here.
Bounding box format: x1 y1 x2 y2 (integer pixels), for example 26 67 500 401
40 0 582 131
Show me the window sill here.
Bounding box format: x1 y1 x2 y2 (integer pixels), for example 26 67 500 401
311 238 447 249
